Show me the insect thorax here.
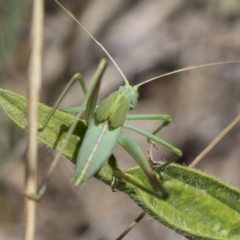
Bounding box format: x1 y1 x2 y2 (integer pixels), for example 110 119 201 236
118 84 139 110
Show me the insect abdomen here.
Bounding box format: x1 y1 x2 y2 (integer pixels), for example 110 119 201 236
74 116 122 185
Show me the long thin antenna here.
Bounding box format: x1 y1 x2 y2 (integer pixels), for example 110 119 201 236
55 0 129 85
136 61 240 88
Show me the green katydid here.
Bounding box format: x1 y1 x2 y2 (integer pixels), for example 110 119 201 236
28 1 181 200
29 0 240 202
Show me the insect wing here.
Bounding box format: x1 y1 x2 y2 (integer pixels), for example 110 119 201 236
95 92 118 121
96 92 129 128
109 94 129 128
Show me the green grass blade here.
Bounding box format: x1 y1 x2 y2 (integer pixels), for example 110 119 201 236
1 87 240 239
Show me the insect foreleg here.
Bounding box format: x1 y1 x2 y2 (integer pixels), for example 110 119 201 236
126 114 171 143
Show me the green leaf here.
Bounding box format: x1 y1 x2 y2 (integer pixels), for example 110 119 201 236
1 88 240 240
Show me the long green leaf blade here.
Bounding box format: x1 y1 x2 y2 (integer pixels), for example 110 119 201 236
0 88 86 161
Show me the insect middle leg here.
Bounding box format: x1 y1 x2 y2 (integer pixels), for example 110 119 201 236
124 113 182 168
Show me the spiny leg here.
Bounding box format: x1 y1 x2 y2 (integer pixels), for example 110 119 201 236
39 73 87 131
124 123 182 166
118 134 169 199
114 134 169 239
119 116 180 197
108 152 168 200
124 113 182 168
119 115 181 236
126 114 172 166
107 153 162 239
26 58 108 201
126 114 171 143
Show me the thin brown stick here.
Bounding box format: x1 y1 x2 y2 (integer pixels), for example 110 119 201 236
115 212 146 240
24 0 44 240
189 114 240 168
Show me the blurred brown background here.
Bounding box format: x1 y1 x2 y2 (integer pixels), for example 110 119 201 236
1 0 240 239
